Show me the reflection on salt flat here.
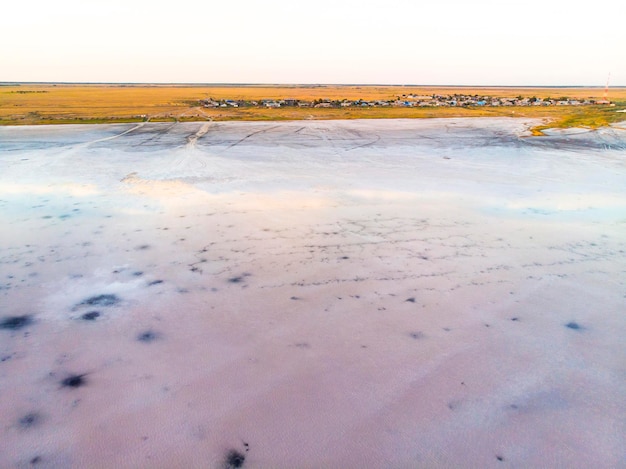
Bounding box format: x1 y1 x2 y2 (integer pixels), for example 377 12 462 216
122 172 209 200
0 182 99 196
506 193 626 211
122 174 337 212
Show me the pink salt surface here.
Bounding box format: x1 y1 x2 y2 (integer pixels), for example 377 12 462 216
0 119 625 468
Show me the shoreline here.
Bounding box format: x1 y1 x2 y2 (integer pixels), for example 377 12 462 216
3 117 626 143
2 114 625 140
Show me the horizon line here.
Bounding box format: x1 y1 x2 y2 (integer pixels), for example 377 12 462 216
2 81 625 88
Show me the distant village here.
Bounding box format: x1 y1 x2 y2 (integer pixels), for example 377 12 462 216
200 93 613 109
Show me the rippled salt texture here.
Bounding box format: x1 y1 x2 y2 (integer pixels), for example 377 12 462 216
1 119 625 468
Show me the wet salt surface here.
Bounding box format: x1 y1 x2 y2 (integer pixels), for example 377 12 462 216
1 118 625 468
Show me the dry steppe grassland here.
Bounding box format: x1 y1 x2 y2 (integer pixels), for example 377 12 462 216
1 84 625 134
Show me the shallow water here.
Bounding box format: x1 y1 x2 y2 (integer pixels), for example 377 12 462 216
1 118 625 468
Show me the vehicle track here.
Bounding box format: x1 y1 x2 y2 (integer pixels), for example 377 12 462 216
223 124 283 151
186 122 212 149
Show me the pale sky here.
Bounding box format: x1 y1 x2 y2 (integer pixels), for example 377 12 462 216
2 0 624 85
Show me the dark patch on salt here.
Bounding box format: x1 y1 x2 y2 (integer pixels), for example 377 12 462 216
405 297 416 303
225 449 246 468
19 413 41 429
1 315 34 331
76 294 120 308
81 311 100 321
137 331 160 343
133 271 144 276
565 321 582 330
409 332 424 340
496 455 505 462
148 280 163 286
510 317 520 321
135 244 151 250
228 273 251 284
290 296 301 300
61 374 86 388
340 256 349 260
30 456 42 465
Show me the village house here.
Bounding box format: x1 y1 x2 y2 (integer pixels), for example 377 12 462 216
197 93 608 111
201 99 220 108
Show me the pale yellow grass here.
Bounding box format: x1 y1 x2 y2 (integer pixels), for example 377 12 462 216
1 84 625 128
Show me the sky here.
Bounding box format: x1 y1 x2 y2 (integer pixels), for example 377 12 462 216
2 0 625 86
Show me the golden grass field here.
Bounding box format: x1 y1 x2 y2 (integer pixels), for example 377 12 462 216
1 84 625 132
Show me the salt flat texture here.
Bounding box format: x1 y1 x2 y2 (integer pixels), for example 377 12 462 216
1 118 625 468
